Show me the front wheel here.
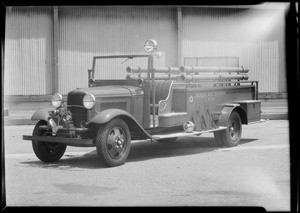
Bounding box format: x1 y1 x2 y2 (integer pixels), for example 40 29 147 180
214 111 242 147
32 120 67 162
96 118 131 167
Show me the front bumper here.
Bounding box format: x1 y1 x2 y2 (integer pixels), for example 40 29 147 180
23 135 95 147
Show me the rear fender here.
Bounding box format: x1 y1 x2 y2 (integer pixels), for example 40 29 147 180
216 104 247 127
87 109 152 140
31 107 54 121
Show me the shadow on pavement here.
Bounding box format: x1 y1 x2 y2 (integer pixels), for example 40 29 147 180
19 136 257 170
128 137 257 163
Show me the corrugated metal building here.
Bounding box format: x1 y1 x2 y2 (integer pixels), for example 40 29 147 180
181 6 286 93
4 4 289 96
58 6 177 93
4 7 53 95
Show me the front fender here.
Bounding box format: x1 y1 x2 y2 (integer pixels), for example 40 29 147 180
31 107 55 121
87 109 152 140
87 109 132 124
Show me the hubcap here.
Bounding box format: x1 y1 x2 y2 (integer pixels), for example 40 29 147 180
107 127 126 159
228 120 239 140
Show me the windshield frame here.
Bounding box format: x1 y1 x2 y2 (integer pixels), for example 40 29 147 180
90 54 151 79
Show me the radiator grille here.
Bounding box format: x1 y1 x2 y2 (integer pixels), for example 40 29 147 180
67 91 87 127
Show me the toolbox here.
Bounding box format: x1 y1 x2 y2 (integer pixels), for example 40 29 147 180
238 100 261 123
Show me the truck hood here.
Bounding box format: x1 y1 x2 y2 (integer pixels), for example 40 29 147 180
69 85 143 98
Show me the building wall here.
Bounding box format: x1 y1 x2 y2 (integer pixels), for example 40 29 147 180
4 6 53 95
58 6 177 94
4 5 288 96
182 7 286 93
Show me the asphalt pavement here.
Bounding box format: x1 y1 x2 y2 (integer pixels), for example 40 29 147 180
3 99 288 126
4 120 291 209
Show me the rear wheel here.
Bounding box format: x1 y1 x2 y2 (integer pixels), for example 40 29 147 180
96 118 131 167
32 120 67 162
214 111 242 147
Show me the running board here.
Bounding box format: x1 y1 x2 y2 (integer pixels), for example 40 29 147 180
151 126 227 140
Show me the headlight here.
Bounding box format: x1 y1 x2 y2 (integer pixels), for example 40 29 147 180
51 93 63 108
83 94 96 109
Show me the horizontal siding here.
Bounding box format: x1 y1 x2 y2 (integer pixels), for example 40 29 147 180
4 6 287 96
58 6 177 94
182 7 284 42
182 40 278 92
4 6 53 95
182 7 285 92
184 56 239 67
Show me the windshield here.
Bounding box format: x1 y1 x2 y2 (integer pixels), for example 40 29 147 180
91 55 149 80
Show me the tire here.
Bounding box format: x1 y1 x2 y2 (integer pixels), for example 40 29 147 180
214 111 242 147
96 118 131 167
32 120 67 162
158 137 178 143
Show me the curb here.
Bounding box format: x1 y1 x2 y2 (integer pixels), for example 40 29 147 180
261 113 288 120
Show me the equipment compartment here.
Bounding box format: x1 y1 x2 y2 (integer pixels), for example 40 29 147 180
238 100 261 123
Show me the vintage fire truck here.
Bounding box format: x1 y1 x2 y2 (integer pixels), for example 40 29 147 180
23 39 261 167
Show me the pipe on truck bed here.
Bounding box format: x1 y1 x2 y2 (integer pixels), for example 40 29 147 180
126 66 249 74
126 74 180 81
126 73 248 81
179 66 249 73
126 66 181 74
181 74 249 82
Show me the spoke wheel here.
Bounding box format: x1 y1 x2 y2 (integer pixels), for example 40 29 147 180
32 120 67 162
107 127 127 159
228 118 240 141
214 111 242 147
96 118 131 167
